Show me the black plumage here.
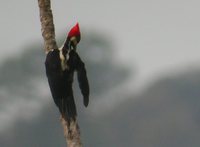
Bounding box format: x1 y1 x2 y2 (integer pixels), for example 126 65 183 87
45 49 89 120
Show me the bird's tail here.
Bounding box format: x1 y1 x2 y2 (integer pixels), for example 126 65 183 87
60 96 77 121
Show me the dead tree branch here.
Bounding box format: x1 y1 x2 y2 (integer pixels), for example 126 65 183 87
38 0 58 52
61 116 83 147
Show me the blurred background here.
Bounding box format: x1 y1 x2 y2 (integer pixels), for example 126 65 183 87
1 0 200 146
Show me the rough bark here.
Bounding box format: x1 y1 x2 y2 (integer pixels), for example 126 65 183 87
61 116 83 147
37 0 83 146
38 0 58 52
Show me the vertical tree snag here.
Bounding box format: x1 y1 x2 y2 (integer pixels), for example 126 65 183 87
38 0 58 52
61 116 82 147
37 0 83 146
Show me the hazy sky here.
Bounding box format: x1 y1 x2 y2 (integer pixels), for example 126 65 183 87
0 0 200 132
1 0 200 87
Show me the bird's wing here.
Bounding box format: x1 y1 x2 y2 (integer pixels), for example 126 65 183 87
73 52 90 107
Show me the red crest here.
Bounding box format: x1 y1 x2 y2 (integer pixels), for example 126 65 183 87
67 23 81 39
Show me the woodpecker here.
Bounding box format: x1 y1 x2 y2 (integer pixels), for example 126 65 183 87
45 23 89 120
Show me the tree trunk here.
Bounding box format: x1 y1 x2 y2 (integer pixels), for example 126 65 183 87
37 0 83 146
61 116 83 147
38 0 58 52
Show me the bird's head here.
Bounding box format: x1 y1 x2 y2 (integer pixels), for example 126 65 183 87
59 23 81 70
67 23 81 51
